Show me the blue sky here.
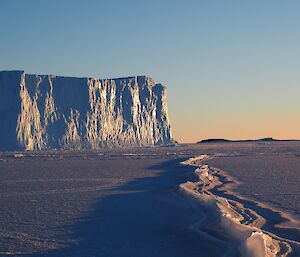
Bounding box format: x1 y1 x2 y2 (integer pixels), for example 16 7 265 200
1 0 300 142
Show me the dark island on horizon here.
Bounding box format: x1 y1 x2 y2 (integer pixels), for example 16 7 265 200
197 137 300 144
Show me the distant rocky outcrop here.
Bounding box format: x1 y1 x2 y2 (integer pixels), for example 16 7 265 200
0 70 174 151
197 138 298 144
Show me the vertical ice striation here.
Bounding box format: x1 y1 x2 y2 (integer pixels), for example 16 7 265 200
0 70 174 150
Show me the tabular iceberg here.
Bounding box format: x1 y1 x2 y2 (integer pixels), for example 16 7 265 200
0 70 174 150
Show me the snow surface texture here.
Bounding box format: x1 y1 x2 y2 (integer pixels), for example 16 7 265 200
0 71 173 150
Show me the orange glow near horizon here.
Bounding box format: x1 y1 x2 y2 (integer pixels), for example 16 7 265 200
169 108 300 143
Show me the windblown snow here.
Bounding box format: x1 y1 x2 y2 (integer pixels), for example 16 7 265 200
0 70 174 150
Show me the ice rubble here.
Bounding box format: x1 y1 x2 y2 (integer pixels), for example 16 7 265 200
180 155 292 257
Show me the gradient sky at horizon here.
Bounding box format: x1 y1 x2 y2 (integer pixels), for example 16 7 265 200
1 0 300 143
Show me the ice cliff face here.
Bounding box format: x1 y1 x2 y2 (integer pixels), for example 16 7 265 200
0 70 173 151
